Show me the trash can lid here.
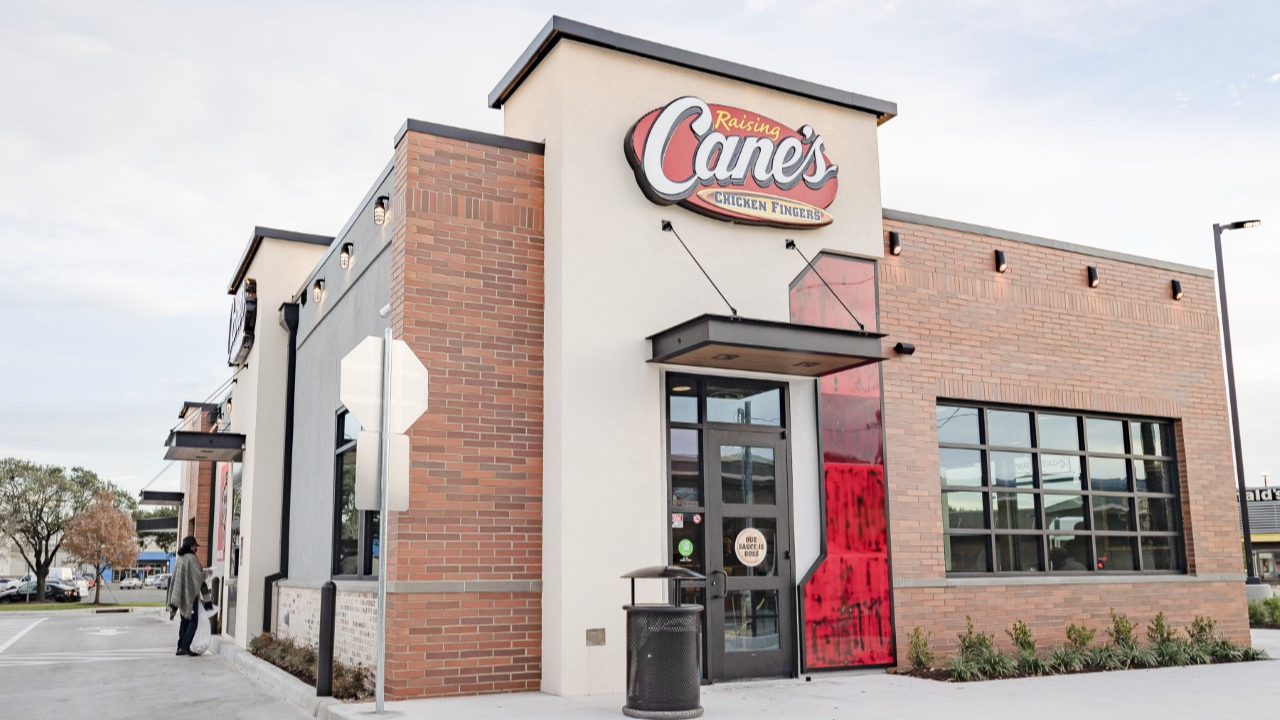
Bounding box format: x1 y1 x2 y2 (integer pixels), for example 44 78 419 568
621 565 706 580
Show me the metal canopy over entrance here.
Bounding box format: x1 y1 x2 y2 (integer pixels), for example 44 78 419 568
163 430 245 462
648 314 885 378
140 490 184 507
136 515 180 533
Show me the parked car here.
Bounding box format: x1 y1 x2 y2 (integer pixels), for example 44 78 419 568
143 574 160 587
0 581 80 603
120 577 143 589
0 578 19 592
154 574 172 590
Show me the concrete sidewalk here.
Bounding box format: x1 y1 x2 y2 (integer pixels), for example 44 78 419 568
325 632 1280 720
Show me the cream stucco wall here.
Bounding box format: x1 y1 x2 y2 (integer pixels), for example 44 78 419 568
222 236 327 643
503 41 884 696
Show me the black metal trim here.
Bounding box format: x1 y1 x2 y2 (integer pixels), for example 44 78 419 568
394 119 545 155
488 16 898 122
227 226 334 295
205 458 216 568
263 301 301 634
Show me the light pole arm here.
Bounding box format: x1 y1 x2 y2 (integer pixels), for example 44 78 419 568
1214 223 1260 584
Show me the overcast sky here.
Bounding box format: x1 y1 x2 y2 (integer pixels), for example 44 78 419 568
1 0 1277 495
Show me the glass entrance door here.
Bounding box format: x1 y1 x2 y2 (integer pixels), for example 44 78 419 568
704 429 793 680
667 376 796 681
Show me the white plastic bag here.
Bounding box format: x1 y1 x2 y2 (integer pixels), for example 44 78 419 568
189 604 218 656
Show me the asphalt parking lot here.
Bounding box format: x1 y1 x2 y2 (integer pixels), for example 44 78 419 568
0 610 308 719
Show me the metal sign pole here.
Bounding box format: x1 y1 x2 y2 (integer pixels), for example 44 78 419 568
375 326 392 713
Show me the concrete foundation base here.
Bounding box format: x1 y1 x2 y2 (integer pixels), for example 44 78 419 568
1245 583 1276 601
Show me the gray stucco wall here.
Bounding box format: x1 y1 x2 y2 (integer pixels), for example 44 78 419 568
288 163 394 580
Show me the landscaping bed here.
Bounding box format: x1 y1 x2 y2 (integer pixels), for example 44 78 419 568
1248 596 1280 630
248 633 372 701
900 612 1267 682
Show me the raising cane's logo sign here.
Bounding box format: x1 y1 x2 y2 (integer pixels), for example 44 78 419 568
625 96 839 228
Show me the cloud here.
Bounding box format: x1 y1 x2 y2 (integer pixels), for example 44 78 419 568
1271 73 1280 84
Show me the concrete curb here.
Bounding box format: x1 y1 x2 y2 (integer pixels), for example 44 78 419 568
209 636 343 719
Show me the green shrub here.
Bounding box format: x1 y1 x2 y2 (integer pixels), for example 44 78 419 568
248 633 371 700
1152 638 1190 667
1146 612 1177 645
1087 645 1123 671
1006 620 1036 654
1184 640 1213 665
1117 643 1158 669
1015 648 1049 676
1209 638 1245 663
1065 623 1095 652
945 653 983 682
1106 609 1137 650
1248 600 1267 626
957 616 996 656
1047 646 1086 674
974 645 1017 679
1247 597 1280 627
1186 615 1217 646
1242 645 1271 661
907 627 935 671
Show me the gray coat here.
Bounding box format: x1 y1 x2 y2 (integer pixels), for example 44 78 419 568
167 553 203 619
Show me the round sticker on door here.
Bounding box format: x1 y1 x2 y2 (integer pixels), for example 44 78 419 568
734 528 767 568
677 539 694 558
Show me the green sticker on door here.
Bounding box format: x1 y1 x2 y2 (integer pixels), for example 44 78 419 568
677 538 694 558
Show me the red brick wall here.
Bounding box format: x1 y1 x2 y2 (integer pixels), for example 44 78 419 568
181 410 216 566
386 129 544 699
878 217 1250 657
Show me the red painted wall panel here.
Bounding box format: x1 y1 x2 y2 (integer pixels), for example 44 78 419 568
789 255 894 669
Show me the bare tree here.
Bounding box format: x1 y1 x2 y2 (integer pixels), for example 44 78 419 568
0 458 128 602
63 491 140 604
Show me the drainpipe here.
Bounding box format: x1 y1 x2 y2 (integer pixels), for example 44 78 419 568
263 301 299 632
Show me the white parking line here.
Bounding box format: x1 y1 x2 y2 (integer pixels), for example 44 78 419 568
0 618 47 655
0 647 174 667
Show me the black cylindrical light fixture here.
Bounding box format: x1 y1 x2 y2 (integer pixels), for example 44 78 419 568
1171 279 1184 300
373 195 389 226
1087 266 1100 288
312 278 325 303
888 231 902 256
995 250 1008 273
893 342 916 355
340 242 355 269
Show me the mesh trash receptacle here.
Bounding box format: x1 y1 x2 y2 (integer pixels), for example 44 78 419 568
622 566 705 719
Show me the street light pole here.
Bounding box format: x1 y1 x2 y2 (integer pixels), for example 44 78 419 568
1213 219 1262 585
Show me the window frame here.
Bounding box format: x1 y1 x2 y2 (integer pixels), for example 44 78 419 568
332 408 379 579
938 401 1184 577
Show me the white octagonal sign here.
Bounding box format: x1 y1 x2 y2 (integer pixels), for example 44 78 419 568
340 336 429 434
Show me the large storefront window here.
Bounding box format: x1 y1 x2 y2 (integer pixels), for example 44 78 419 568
333 410 379 578
937 404 1183 575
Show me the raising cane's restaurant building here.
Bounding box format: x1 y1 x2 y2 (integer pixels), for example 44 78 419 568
165 17 1251 700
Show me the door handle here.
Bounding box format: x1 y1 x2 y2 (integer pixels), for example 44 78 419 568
708 569 727 600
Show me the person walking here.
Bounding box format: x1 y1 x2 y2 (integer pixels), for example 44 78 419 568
168 535 206 656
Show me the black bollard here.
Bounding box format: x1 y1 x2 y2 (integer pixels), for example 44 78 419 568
317 580 336 697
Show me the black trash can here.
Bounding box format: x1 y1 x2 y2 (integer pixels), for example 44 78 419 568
622 566 705 719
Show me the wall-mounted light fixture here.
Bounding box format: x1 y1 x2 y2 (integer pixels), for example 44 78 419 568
995 250 1008 273
340 242 355 270
888 231 902 256
1171 279 1184 301
312 278 325 303
894 342 916 355
373 195 389 226
1087 266 1100 288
